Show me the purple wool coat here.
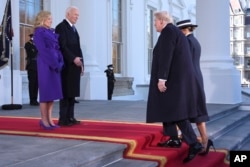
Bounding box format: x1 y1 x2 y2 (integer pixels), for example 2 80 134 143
33 27 64 102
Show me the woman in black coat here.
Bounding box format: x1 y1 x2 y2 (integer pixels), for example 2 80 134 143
146 11 202 163
176 19 213 155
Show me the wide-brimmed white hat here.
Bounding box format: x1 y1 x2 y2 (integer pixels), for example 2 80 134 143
176 19 198 29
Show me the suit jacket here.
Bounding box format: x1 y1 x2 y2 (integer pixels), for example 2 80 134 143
55 19 84 98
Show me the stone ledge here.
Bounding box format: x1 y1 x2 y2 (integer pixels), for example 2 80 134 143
113 77 134 96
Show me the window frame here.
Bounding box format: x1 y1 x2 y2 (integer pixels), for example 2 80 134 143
112 0 123 74
19 0 43 71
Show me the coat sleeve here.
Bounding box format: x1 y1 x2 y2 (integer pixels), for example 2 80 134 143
34 28 63 72
157 27 176 80
55 23 76 64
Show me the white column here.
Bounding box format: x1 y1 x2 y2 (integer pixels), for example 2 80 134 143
71 0 108 100
0 0 22 105
196 0 242 104
0 67 22 105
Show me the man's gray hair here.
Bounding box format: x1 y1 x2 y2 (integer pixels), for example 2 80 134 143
154 11 173 23
65 6 79 16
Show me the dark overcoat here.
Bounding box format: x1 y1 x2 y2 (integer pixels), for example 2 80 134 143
187 33 209 123
146 23 199 123
24 40 38 71
33 27 64 102
55 20 84 98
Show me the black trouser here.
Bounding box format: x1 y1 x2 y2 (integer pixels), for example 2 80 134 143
27 69 38 103
107 80 114 100
59 97 75 123
163 120 197 145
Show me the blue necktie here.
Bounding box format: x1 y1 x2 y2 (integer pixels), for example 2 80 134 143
72 25 76 32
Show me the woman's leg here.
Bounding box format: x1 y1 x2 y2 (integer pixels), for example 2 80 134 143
196 122 208 151
40 102 50 126
47 101 55 125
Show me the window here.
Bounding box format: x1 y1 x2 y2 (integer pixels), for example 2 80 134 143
19 0 43 71
235 42 244 55
234 28 240 39
112 0 122 74
245 71 250 81
247 47 250 54
234 15 243 26
147 7 154 74
246 32 250 38
147 7 155 74
247 59 250 67
234 56 243 66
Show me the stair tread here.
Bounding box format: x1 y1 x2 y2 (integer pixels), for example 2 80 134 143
213 118 250 150
106 159 158 167
1 134 159 167
1 102 249 167
0 135 126 167
239 139 250 150
205 110 250 137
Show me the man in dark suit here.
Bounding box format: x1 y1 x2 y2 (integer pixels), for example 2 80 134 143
24 34 39 106
55 6 84 126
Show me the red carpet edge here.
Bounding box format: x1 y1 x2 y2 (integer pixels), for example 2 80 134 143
0 116 229 167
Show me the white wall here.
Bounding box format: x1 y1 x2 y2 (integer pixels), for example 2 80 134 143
0 0 241 104
0 0 198 104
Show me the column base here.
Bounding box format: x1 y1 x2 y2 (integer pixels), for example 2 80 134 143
0 67 22 106
113 77 134 96
80 72 107 100
202 68 242 104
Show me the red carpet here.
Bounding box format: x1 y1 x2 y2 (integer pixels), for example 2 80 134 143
0 116 229 167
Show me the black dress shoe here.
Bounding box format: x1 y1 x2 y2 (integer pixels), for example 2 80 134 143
74 100 79 103
69 118 81 125
157 138 182 148
183 142 203 163
58 121 73 126
30 101 39 106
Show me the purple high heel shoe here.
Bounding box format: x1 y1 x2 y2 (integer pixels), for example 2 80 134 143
39 120 54 130
50 124 60 128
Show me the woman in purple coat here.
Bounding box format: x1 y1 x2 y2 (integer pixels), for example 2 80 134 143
33 11 64 130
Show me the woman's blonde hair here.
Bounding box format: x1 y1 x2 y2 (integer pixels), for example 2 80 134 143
34 11 51 29
154 11 173 23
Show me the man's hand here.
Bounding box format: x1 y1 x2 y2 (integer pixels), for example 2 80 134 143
158 80 167 92
73 57 83 67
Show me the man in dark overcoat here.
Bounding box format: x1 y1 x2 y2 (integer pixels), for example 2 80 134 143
55 6 84 126
146 11 202 163
24 34 39 106
160 19 210 153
